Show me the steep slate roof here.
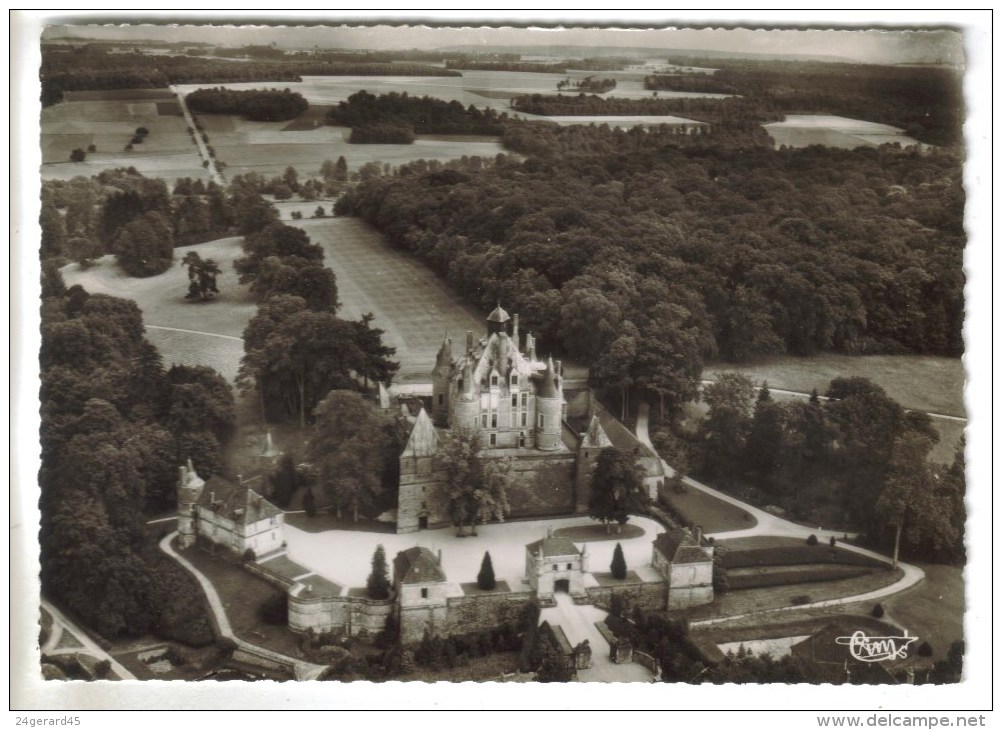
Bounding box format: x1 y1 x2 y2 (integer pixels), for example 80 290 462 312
402 408 438 458
653 527 711 564
535 356 559 398
197 476 282 525
526 535 580 558
394 546 448 584
581 415 613 448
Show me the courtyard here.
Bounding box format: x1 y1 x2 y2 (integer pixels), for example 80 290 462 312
282 514 666 592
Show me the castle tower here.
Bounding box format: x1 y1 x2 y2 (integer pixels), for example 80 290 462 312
176 457 205 549
486 302 511 337
534 356 563 451
431 335 452 427
453 360 479 431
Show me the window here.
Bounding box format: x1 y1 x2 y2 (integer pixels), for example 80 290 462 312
553 565 558 572
438 394 444 405
511 394 518 407
521 412 527 427
491 413 498 429
521 393 527 407
538 414 545 429
491 374 498 386
421 588 428 599
482 414 488 428
566 563 572 570
489 433 497 446
511 374 518 386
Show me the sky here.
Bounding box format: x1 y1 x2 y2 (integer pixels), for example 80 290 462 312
38 14 966 65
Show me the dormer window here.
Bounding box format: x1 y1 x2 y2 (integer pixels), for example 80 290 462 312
491 374 498 386
511 374 518 386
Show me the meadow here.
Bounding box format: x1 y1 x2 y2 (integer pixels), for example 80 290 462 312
763 114 920 149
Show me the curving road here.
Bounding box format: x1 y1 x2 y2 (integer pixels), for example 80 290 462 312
40 600 137 680
635 401 924 623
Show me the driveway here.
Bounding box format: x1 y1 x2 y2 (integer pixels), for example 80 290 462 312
284 514 666 591
540 593 653 682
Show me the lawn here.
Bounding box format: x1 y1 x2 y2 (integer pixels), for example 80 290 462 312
180 545 306 660
704 352 965 418
881 563 965 660
662 485 756 534
716 539 888 570
61 236 255 381
553 523 644 542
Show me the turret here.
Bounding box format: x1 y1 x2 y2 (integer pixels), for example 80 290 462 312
486 302 511 336
431 335 452 426
534 357 563 451
177 458 205 549
453 360 479 430
526 332 537 362
512 314 520 350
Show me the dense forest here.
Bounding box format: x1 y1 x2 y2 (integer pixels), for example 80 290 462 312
39 268 233 639
39 45 460 106
336 124 964 424
327 90 507 136
645 61 964 146
185 87 309 122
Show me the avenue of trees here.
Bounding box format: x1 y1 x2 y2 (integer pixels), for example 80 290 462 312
327 91 507 136
336 131 964 425
39 272 235 638
665 375 966 564
186 87 309 122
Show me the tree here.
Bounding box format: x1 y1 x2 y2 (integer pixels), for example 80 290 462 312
306 390 388 521
610 542 627 579
477 551 496 590
313 205 327 218
282 165 300 192
70 148 87 162
875 432 954 567
698 373 754 487
437 429 511 536
744 382 785 490
113 210 174 277
588 448 650 533
367 544 391 599
180 251 221 300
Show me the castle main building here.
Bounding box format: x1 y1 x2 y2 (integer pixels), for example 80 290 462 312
431 304 564 450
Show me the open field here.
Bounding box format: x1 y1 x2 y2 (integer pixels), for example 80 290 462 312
663 485 756 534
881 563 965 658
764 114 920 149
60 237 254 381
174 71 723 115
41 95 208 184
291 217 491 381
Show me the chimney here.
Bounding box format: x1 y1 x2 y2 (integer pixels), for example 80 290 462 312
695 526 703 544
513 313 520 347
178 465 187 486
236 474 243 485
527 333 536 361
437 549 442 565
546 525 554 538
466 330 474 354
210 491 215 504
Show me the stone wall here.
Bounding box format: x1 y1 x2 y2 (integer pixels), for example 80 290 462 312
287 590 394 637
667 584 714 611
504 451 576 518
439 589 534 640
584 579 670 613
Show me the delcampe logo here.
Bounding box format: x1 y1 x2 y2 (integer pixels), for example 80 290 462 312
835 631 919 663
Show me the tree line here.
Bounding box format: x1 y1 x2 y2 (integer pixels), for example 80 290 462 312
39 268 236 638
335 130 964 423
654 376 965 564
40 45 460 106
185 87 309 122
645 59 964 146
327 90 507 136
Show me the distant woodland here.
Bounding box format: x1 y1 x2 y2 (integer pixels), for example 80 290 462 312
328 90 508 136
186 88 309 122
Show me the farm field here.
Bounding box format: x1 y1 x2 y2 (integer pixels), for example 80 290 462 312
763 114 920 149
40 92 209 184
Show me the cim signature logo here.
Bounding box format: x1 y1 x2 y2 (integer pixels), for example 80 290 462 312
835 631 918 663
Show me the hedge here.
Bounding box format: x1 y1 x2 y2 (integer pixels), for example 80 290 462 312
727 565 874 591
720 545 886 570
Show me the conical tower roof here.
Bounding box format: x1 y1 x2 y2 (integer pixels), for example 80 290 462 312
536 356 559 398
403 408 438 458
581 415 613 448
